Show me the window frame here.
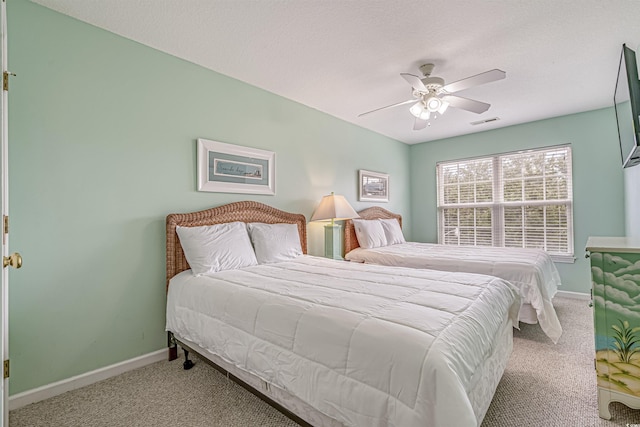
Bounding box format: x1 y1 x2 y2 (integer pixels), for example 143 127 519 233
436 145 575 263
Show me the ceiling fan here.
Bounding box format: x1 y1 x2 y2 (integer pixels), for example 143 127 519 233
359 64 506 130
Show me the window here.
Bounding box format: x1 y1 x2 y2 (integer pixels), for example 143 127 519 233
436 145 574 262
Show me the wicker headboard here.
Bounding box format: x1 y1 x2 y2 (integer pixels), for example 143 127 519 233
344 206 403 254
166 201 308 290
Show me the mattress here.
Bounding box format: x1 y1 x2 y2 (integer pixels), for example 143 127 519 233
345 242 563 343
166 255 520 427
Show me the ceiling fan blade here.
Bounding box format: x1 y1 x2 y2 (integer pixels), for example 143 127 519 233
358 99 416 117
400 73 427 92
441 69 505 93
441 95 491 114
413 118 428 130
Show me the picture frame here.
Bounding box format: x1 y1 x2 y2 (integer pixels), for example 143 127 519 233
359 170 389 202
197 138 275 195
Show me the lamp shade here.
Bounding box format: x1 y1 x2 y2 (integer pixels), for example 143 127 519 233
311 192 359 222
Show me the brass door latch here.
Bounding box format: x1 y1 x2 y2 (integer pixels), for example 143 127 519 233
3 252 21 269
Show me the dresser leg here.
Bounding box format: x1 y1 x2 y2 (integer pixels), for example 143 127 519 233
598 388 612 420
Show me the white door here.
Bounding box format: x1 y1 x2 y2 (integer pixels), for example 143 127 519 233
1 1 20 425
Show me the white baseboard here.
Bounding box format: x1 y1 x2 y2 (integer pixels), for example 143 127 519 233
9 348 168 411
556 290 590 300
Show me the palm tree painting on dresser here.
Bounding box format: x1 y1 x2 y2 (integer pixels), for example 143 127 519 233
592 251 640 396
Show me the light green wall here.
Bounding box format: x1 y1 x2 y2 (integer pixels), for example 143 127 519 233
8 0 410 394
409 108 626 294
625 164 640 237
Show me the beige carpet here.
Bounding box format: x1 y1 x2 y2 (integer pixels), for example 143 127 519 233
483 296 640 426
9 296 640 426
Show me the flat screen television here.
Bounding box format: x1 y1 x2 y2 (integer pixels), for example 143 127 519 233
614 43 640 168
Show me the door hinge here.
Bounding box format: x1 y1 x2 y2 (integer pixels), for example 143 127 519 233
3 71 14 92
3 360 9 379
3 215 7 235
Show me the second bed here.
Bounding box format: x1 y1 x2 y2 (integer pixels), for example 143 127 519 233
344 206 563 343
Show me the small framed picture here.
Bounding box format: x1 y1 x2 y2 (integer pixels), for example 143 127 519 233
197 138 275 195
359 170 389 202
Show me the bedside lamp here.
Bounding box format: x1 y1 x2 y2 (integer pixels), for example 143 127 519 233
311 192 359 260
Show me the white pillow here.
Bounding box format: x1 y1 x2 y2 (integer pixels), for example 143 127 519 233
176 222 257 276
379 218 406 245
352 219 387 249
247 223 303 264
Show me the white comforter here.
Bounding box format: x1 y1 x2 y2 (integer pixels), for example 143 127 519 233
345 242 563 343
166 256 520 427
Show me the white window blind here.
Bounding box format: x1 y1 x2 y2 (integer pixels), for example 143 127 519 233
436 145 574 262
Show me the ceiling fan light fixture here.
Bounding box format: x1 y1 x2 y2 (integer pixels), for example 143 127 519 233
409 102 422 117
409 102 430 120
425 95 443 112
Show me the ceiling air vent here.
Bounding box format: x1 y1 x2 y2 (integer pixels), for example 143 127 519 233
470 117 500 126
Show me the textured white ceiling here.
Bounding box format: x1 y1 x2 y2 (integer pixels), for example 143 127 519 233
30 0 640 144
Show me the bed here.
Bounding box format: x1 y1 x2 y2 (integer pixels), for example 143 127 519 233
165 201 521 427
344 206 563 343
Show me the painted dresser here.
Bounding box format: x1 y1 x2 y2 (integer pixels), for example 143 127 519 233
586 236 640 420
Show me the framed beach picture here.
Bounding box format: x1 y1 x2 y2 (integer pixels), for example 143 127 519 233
197 138 275 195
359 170 389 202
